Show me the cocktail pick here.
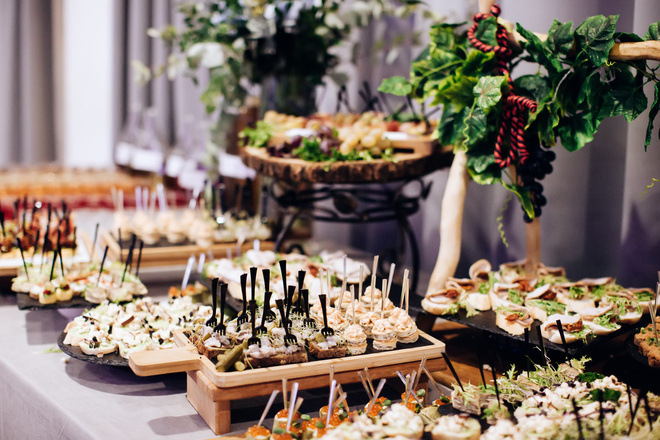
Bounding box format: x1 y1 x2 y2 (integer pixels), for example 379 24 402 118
423 365 446 398
626 384 634 430
15 238 29 281
644 391 653 431
97 246 108 287
442 352 464 391
363 367 375 397
350 285 356 324
629 388 645 435
257 390 279 428
0 210 5 237
357 371 372 399
286 382 299 431
127 233 137 272
326 380 337 427
413 358 426 392
282 378 288 410
364 379 386 416
369 256 378 312
556 319 569 356
181 255 195 290
135 240 143 277
358 265 364 298
90 223 99 261
72 226 77 252
386 263 395 300
120 240 135 286
572 399 584 440
250 266 258 302
287 397 303 433
340 254 347 308
380 278 387 319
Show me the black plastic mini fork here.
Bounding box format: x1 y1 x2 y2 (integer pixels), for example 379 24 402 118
256 290 273 335
276 299 297 346
213 281 228 335
236 273 249 325
205 278 219 327
247 300 260 347
301 289 316 329
319 294 334 337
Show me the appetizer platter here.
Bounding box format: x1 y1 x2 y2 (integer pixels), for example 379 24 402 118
240 111 452 184
0 198 89 277
631 315 660 369
12 258 148 310
58 292 220 367
422 259 656 353
104 185 274 267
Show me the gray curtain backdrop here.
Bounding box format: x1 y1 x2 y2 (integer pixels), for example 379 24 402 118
0 0 56 165
115 0 660 289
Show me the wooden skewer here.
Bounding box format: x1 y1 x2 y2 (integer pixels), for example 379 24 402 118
288 397 304 432
257 390 279 428
381 279 387 320
286 382 299 431
423 365 446 398
364 379 386 416
357 371 372 399
282 378 288 410
326 379 337 427
363 367 375 396
386 263 395 300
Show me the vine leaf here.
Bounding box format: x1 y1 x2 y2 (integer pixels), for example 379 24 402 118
557 113 596 152
645 82 660 151
575 15 618 66
546 19 574 54
517 23 562 74
503 183 534 218
462 106 488 148
377 76 412 96
474 76 508 110
644 20 660 40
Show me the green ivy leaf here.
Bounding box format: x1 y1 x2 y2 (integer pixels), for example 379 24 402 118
378 76 412 96
645 82 660 150
436 106 469 147
438 75 477 107
557 114 596 152
514 75 551 103
528 101 560 147
546 19 574 54
503 183 535 218
475 16 498 47
467 151 496 173
468 160 500 185
462 107 488 147
616 32 644 43
645 21 660 40
575 15 618 66
459 50 496 78
517 23 562 74
474 76 508 110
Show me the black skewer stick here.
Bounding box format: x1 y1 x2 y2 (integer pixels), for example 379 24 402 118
90 223 99 261
250 267 258 302
72 226 77 252
627 383 634 425
120 243 135 286
21 209 26 234
134 240 143 277
127 233 137 272
442 352 464 391
0 210 5 237
97 246 108 287
47 203 52 224
237 273 249 325
49 249 58 281
556 319 569 356
572 399 584 440
536 325 547 365
61 200 67 219
14 199 19 221
41 222 50 272
15 238 29 281
644 391 654 431
58 244 65 277
629 388 645 436
524 327 531 372
490 358 500 407
597 389 605 440
117 228 123 264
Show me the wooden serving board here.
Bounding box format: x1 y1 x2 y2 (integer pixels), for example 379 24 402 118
100 230 275 268
130 329 445 388
240 146 453 184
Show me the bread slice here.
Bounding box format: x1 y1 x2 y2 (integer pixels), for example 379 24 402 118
247 349 308 368
307 339 346 359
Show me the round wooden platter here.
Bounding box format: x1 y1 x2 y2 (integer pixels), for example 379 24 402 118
240 146 454 184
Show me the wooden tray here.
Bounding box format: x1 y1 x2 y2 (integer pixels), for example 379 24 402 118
130 329 445 434
240 146 453 184
100 230 275 268
130 329 445 388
